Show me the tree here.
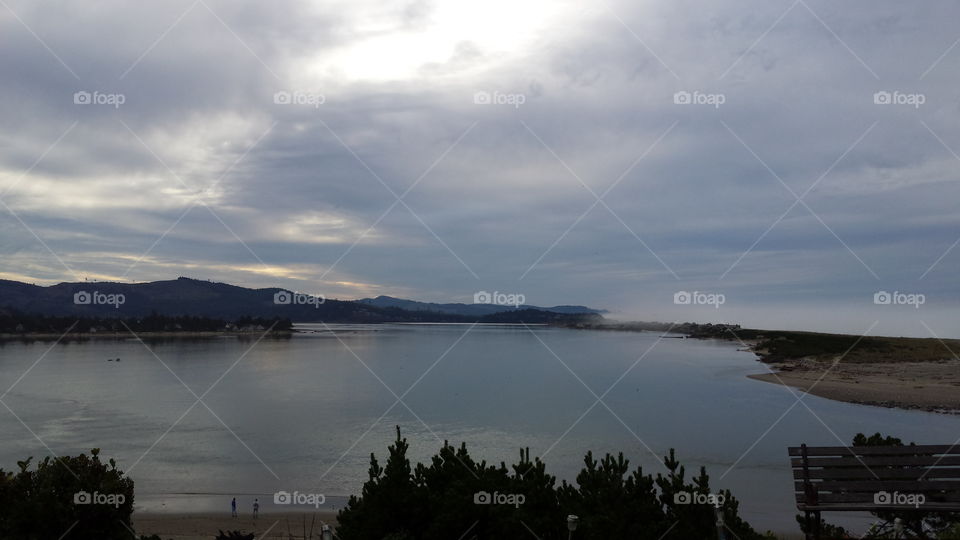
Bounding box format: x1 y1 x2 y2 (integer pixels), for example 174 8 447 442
0 449 134 540
337 427 769 539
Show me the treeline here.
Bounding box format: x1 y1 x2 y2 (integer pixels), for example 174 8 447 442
0 309 293 334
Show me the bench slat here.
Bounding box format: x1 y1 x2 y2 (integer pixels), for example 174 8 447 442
794 468 960 480
792 455 960 468
796 492 960 503
789 445 959 457
794 479 960 492
798 502 960 512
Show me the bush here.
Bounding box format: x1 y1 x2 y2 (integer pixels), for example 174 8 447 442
337 427 767 539
0 448 134 540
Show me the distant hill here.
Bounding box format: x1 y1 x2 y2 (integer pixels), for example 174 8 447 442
357 295 605 317
0 278 603 325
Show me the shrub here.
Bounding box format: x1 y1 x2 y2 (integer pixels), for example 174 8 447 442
0 448 134 540
337 427 766 539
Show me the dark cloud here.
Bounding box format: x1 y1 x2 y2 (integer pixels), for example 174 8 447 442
0 0 958 335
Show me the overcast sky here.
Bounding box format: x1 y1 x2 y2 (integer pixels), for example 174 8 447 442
1 0 958 336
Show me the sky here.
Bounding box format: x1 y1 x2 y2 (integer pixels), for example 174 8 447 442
0 0 958 337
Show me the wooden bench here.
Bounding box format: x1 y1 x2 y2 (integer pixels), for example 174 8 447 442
790 444 960 539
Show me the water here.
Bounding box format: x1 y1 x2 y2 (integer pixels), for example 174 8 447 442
1 324 957 533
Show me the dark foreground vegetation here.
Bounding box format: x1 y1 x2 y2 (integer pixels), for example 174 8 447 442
336 427 771 540
4 432 958 538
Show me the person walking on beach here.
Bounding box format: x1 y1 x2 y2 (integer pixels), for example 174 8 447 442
253 498 259 520
231 497 237 517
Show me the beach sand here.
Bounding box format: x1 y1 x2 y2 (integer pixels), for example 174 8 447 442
134 512 805 539
748 359 960 413
134 512 337 540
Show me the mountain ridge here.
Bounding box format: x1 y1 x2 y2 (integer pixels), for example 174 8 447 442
0 278 604 325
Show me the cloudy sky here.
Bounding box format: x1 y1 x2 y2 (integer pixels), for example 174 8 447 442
1 0 958 336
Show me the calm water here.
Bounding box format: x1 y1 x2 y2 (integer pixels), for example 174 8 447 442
1 324 958 532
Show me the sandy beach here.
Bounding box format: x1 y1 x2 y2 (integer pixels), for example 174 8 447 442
748 359 960 413
132 512 806 539
134 512 338 540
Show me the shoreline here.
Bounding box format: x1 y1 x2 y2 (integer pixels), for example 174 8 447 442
569 322 960 414
134 511 338 540
746 360 960 414
132 511 803 540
